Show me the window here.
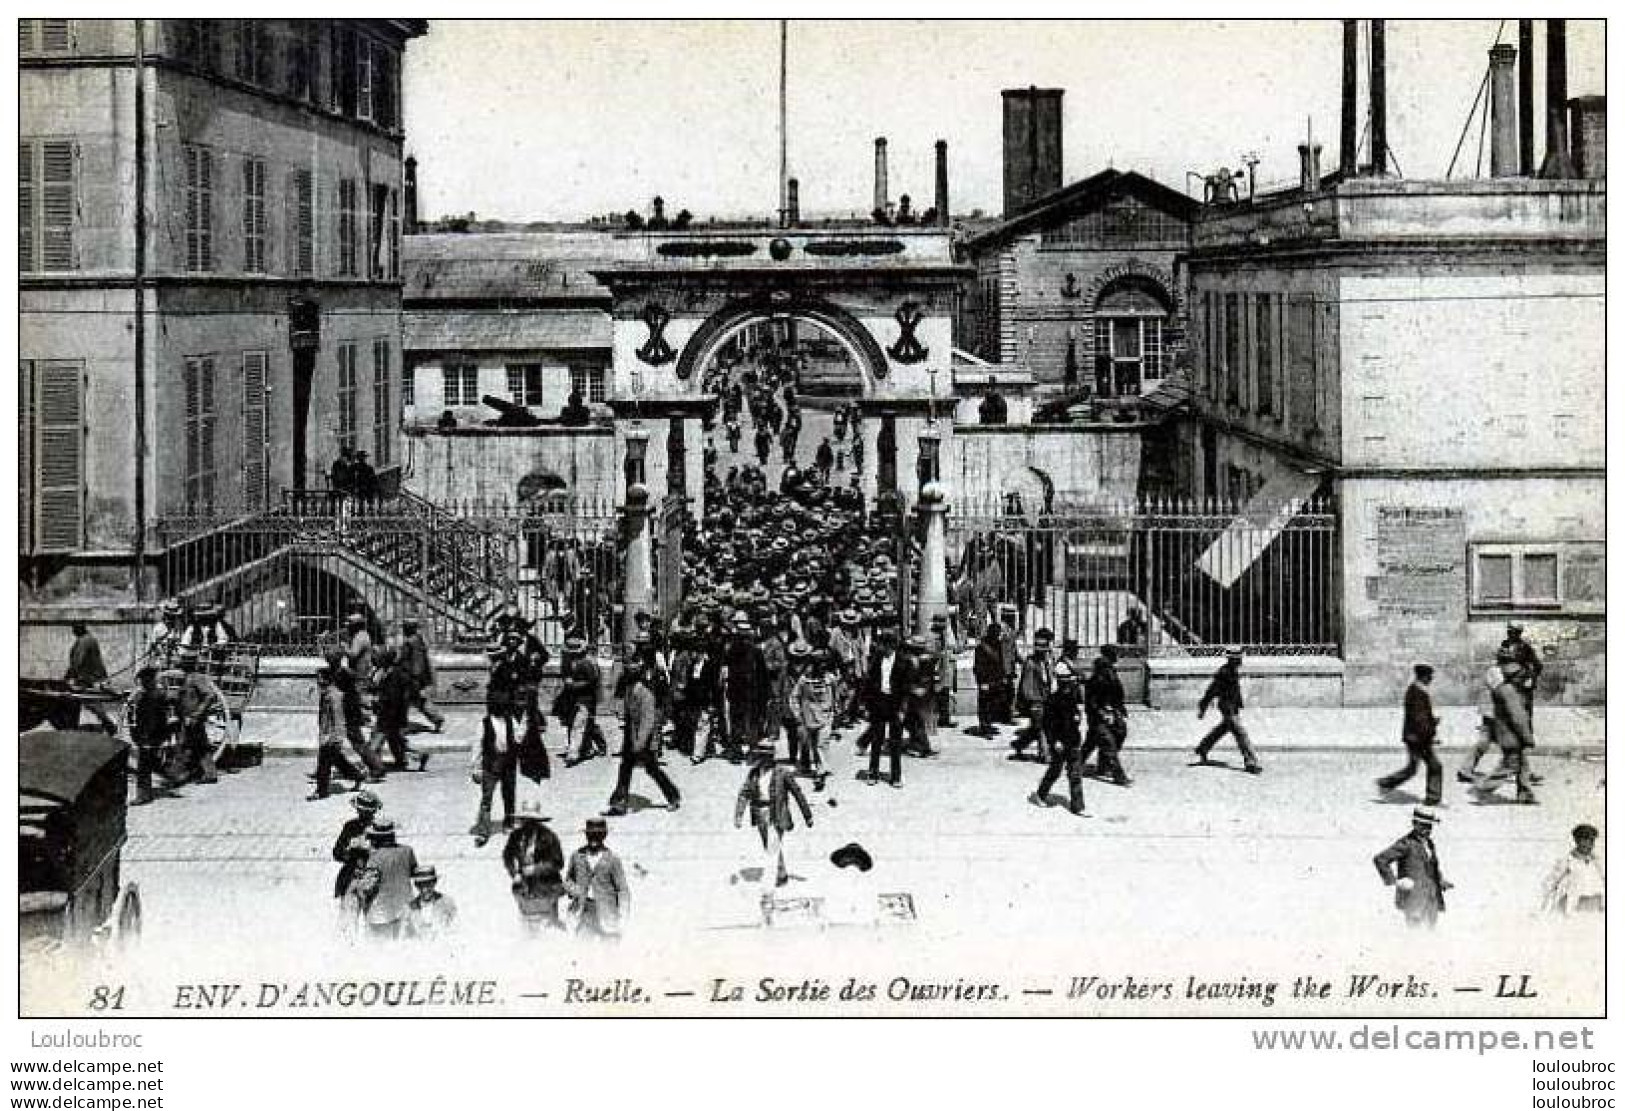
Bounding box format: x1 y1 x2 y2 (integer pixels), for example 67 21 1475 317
330 24 357 116
19 20 73 56
1223 293 1241 406
400 359 415 407
571 365 607 404
372 339 392 466
1204 292 1218 399
357 34 375 121
19 360 85 554
337 344 358 452
233 20 266 85
1255 294 1275 417
19 140 77 272
173 19 220 72
387 189 401 279
336 178 357 276
443 364 480 407
242 351 269 511
242 157 268 273
289 169 314 276
184 144 214 272
1471 544 1566 610
1092 279 1170 398
373 43 399 131
505 364 544 407
1287 294 1318 430
284 23 315 101
367 183 388 279
184 356 217 514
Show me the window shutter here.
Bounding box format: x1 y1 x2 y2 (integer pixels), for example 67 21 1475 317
199 148 213 271
34 361 85 552
20 364 35 554
242 351 268 510
19 21 37 55
39 20 71 54
19 143 35 272
40 141 76 270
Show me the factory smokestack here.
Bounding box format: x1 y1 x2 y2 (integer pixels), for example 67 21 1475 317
1518 20 1535 175
934 139 950 226
403 155 419 235
1368 20 1388 175
1488 43 1518 177
1540 20 1576 178
1339 20 1359 178
1001 86 1064 216
873 137 889 216
786 177 800 226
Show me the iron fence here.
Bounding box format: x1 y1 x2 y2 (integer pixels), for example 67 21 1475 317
946 494 1338 657
155 491 623 655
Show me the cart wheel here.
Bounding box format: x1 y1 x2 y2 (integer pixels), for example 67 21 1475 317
114 883 142 941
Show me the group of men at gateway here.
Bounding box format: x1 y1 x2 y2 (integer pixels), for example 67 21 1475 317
264 355 1590 942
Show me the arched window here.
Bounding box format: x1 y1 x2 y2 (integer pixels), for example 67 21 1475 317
1093 277 1172 398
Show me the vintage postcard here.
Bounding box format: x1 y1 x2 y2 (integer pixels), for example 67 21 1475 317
16 17 1606 1021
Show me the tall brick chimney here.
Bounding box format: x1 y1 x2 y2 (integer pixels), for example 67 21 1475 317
1339 20 1359 178
1518 20 1536 175
873 137 889 215
1488 44 1519 177
1001 86 1064 216
934 139 950 225
786 177 800 225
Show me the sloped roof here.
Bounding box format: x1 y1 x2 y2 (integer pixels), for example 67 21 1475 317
403 308 609 352
403 232 615 305
965 169 1199 252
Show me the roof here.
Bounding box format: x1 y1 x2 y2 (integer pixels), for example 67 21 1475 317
403 232 615 305
965 168 1199 252
403 308 609 352
19 730 127 811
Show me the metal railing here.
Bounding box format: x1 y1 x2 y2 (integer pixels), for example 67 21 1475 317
155 492 623 655
946 494 1339 657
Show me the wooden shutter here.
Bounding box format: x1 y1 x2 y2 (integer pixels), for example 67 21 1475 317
34 361 85 552
242 351 268 510
40 141 76 270
19 143 35 272
20 365 35 554
39 20 71 54
185 145 213 272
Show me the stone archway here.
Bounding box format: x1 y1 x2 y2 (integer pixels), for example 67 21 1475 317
674 291 890 394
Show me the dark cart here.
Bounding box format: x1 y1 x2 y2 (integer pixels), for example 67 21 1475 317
19 730 142 950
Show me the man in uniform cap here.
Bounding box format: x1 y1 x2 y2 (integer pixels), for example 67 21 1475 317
1373 808 1451 928
1195 648 1262 774
566 817 630 940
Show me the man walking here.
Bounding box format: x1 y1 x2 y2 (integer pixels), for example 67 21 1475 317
606 651 682 817
860 628 908 789
470 643 525 846
1376 664 1442 805
566 817 631 940
1479 648 1538 805
1011 628 1055 761
503 801 566 934
1501 622 1543 723
1079 646 1132 786
1029 659 1086 816
1373 807 1451 929
309 667 366 800
1194 648 1262 774
557 636 606 766
330 790 381 904
397 617 445 732
65 621 118 733
356 817 418 941
969 623 1005 738
371 647 430 772
735 747 815 893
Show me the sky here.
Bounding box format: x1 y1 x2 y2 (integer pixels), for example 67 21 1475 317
402 19 1606 223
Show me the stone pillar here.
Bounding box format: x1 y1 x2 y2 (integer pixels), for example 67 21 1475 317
914 481 949 635
622 482 654 643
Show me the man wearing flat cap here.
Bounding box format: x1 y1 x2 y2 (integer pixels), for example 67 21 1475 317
566 817 630 939
1195 648 1262 775
1373 808 1451 928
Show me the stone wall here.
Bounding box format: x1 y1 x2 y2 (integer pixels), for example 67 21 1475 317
947 423 1143 506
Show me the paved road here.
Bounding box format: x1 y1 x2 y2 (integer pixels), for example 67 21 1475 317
31 718 1597 1017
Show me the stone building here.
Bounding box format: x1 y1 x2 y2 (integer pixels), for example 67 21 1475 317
957 88 1197 399
400 231 618 504
19 18 426 669
1184 145 1605 703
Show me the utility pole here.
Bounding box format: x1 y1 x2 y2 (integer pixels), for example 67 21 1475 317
778 20 789 227
133 18 148 598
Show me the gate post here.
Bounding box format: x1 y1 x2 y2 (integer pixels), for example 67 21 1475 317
622 483 654 644
915 481 950 634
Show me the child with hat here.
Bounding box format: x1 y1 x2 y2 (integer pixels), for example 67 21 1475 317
407 866 458 940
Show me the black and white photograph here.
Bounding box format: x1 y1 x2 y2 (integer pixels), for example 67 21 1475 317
13 13 1610 1060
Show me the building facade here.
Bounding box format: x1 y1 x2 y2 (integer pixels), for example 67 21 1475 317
20 18 426 667
1185 176 1605 705
959 169 1196 396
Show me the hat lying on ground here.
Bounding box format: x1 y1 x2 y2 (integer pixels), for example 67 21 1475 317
830 843 873 872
